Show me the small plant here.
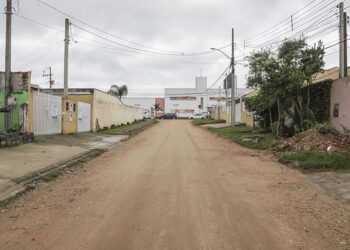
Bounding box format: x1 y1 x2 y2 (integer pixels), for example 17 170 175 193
41 170 61 182
279 151 350 173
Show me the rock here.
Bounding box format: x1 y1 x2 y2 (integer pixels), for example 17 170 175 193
13 204 24 208
9 215 18 218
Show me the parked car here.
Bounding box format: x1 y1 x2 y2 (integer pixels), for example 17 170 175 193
189 113 206 120
143 111 151 119
158 113 177 120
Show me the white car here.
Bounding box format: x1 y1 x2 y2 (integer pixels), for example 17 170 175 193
189 113 206 120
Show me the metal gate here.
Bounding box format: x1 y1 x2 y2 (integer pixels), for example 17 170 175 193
33 91 62 135
78 102 91 132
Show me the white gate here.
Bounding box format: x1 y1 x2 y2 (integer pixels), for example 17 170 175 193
78 102 91 132
235 102 241 124
34 91 62 135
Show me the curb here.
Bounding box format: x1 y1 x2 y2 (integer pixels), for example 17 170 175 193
0 138 126 203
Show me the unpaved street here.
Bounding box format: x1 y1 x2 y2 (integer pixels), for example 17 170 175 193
0 121 349 249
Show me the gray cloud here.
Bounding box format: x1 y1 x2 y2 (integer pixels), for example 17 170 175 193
0 0 342 96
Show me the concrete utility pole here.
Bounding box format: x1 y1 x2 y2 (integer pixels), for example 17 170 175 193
218 86 221 120
339 2 347 78
343 11 348 77
231 28 235 126
4 0 12 130
43 67 54 89
225 73 228 101
64 18 70 99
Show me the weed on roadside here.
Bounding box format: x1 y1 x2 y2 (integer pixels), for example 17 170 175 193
279 151 350 173
208 126 276 149
41 170 62 182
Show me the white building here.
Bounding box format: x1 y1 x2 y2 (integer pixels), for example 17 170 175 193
121 97 155 112
164 76 250 118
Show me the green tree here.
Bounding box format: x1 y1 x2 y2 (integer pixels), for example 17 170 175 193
278 38 324 131
245 37 325 136
108 84 128 100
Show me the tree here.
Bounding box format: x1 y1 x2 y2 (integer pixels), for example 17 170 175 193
108 84 128 100
246 49 283 134
277 38 324 131
245 37 325 136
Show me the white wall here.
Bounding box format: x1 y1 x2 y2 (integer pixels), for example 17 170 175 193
93 90 143 131
121 97 155 113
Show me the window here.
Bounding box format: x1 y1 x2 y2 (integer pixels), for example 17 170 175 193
73 104 76 112
333 103 339 118
66 102 69 111
170 97 176 100
200 97 204 109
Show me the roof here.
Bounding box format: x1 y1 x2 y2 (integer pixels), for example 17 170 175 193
312 66 350 83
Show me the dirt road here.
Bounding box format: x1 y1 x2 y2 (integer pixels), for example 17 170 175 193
0 121 349 249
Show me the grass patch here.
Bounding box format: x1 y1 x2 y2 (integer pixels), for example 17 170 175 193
279 151 350 173
193 118 226 126
41 169 62 182
100 120 146 134
208 125 276 149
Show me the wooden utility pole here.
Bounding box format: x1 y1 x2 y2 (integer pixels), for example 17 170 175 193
4 0 12 130
64 18 70 99
231 28 235 126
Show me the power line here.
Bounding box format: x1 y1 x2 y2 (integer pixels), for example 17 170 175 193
33 0 228 57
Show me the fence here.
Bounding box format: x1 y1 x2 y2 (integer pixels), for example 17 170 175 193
33 91 62 135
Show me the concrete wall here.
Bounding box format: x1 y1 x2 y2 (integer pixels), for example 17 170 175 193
241 101 254 127
62 99 78 134
93 90 143 131
331 77 350 133
55 94 94 132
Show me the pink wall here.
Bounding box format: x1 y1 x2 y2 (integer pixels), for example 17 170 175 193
155 98 165 117
331 77 350 133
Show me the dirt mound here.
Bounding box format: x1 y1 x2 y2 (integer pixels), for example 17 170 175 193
279 127 350 153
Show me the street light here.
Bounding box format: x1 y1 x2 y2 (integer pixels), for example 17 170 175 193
210 48 231 60
211 45 235 126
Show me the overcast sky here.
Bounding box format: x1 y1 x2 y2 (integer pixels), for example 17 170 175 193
0 0 344 96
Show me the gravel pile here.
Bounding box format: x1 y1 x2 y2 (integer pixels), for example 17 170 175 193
279 126 350 153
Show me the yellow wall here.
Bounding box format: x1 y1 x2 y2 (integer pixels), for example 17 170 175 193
210 104 230 123
241 102 254 127
55 94 94 132
61 98 78 134
27 73 34 133
240 90 257 128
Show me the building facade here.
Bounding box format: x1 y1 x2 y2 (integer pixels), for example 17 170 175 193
164 76 249 118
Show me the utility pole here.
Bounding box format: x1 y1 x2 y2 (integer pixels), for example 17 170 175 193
64 18 70 99
343 11 348 77
231 28 235 126
43 67 54 88
225 73 228 101
4 0 12 130
339 2 346 78
218 86 221 120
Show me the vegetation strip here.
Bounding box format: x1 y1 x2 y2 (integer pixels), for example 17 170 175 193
207 125 276 149
100 119 157 135
279 151 350 173
193 118 226 126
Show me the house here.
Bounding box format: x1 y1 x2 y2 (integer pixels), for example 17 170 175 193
210 90 256 126
330 76 350 134
0 72 34 133
42 88 144 132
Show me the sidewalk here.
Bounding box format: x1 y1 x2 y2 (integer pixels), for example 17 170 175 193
0 133 128 201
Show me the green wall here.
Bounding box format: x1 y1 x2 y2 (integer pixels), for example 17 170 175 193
0 91 28 131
